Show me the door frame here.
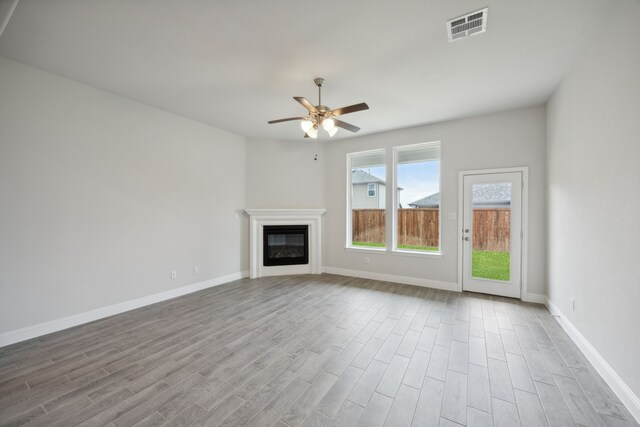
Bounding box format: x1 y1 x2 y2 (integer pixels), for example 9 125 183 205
457 167 529 300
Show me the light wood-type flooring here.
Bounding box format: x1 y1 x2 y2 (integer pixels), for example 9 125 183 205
0 274 637 426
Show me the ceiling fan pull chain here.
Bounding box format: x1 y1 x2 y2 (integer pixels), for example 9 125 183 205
314 138 318 161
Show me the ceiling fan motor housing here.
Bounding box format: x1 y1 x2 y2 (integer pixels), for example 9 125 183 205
313 106 331 124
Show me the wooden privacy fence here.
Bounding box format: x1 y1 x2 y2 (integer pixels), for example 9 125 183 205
351 209 387 244
472 208 510 251
398 208 439 247
352 208 510 251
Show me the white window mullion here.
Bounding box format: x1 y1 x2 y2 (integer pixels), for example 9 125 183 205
390 146 399 251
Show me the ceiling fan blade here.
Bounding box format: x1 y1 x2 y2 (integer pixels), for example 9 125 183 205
333 119 361 133
331 102 369 117
267 116 306 124
293 97 319 113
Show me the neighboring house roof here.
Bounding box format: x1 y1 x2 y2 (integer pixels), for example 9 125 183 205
351 170 385 185
409 184 512 208
408 192 440 208
351 170 403 190
471 183 512 206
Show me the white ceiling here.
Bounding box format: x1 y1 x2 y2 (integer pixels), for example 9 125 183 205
0 0 614 141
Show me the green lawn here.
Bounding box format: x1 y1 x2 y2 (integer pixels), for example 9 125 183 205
472 250 510 281
352 241 385 248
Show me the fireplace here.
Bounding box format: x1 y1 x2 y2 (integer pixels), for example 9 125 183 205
245 209 325 278
263 225 309 266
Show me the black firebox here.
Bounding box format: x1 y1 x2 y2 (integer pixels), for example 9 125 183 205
263 225 309 266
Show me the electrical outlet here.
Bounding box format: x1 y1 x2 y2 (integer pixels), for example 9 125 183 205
571 298 575 312
170 271 177 280
364 257 370 264
194 266 199 274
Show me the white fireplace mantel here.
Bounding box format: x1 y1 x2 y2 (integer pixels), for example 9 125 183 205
245 209 326 279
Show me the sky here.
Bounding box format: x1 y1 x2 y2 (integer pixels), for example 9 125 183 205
361 160 440 207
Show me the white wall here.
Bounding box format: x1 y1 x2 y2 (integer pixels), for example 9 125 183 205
547 0 640 398
0 57 247 334
323 106 547 294
245 137 324 208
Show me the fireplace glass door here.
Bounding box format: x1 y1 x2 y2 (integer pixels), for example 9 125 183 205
263 225 309 266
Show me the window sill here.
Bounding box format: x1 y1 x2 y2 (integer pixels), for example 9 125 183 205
343 246 443 258
344 246 387 254
391 249 443 258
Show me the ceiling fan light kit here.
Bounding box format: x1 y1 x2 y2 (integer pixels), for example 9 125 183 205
306 126 318 139
323 118 335 132
301 120 314 133
268 78 369 139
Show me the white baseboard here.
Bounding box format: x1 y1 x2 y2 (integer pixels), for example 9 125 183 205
322 267 458 292
0 271 248 348
546 299 640 423
524 293 547 304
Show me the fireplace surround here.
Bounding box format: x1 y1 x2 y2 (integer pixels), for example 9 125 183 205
245 209 325 278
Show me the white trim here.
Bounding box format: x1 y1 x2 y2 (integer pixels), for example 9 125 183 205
546 299 640 423
390 249 443 259
244 209 326 217
323 266 458 292
390 147 397 249
346 152 353 248
344 246 387 254
524 293 547 304
343 246 444 258
0 271 248 348
457 166 529 300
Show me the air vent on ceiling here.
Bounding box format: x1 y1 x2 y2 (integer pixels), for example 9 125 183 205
447 8 488 42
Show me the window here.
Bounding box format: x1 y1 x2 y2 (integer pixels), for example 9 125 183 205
347 149 386 249
346 142 441 255
393 142 441 253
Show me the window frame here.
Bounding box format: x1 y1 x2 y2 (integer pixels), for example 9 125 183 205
345 142 442 257
346 149 387 252
391 141 443 257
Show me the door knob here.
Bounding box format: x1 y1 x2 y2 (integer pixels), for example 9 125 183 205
464 229 469 233
464 237 469 241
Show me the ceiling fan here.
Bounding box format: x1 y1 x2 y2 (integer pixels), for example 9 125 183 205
268 78 369 139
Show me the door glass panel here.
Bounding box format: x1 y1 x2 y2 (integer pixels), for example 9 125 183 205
471 183 511 281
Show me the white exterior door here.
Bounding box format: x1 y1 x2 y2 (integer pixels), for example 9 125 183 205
462 172 522 298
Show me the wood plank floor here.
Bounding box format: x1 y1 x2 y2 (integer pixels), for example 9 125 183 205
0 274 637 427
